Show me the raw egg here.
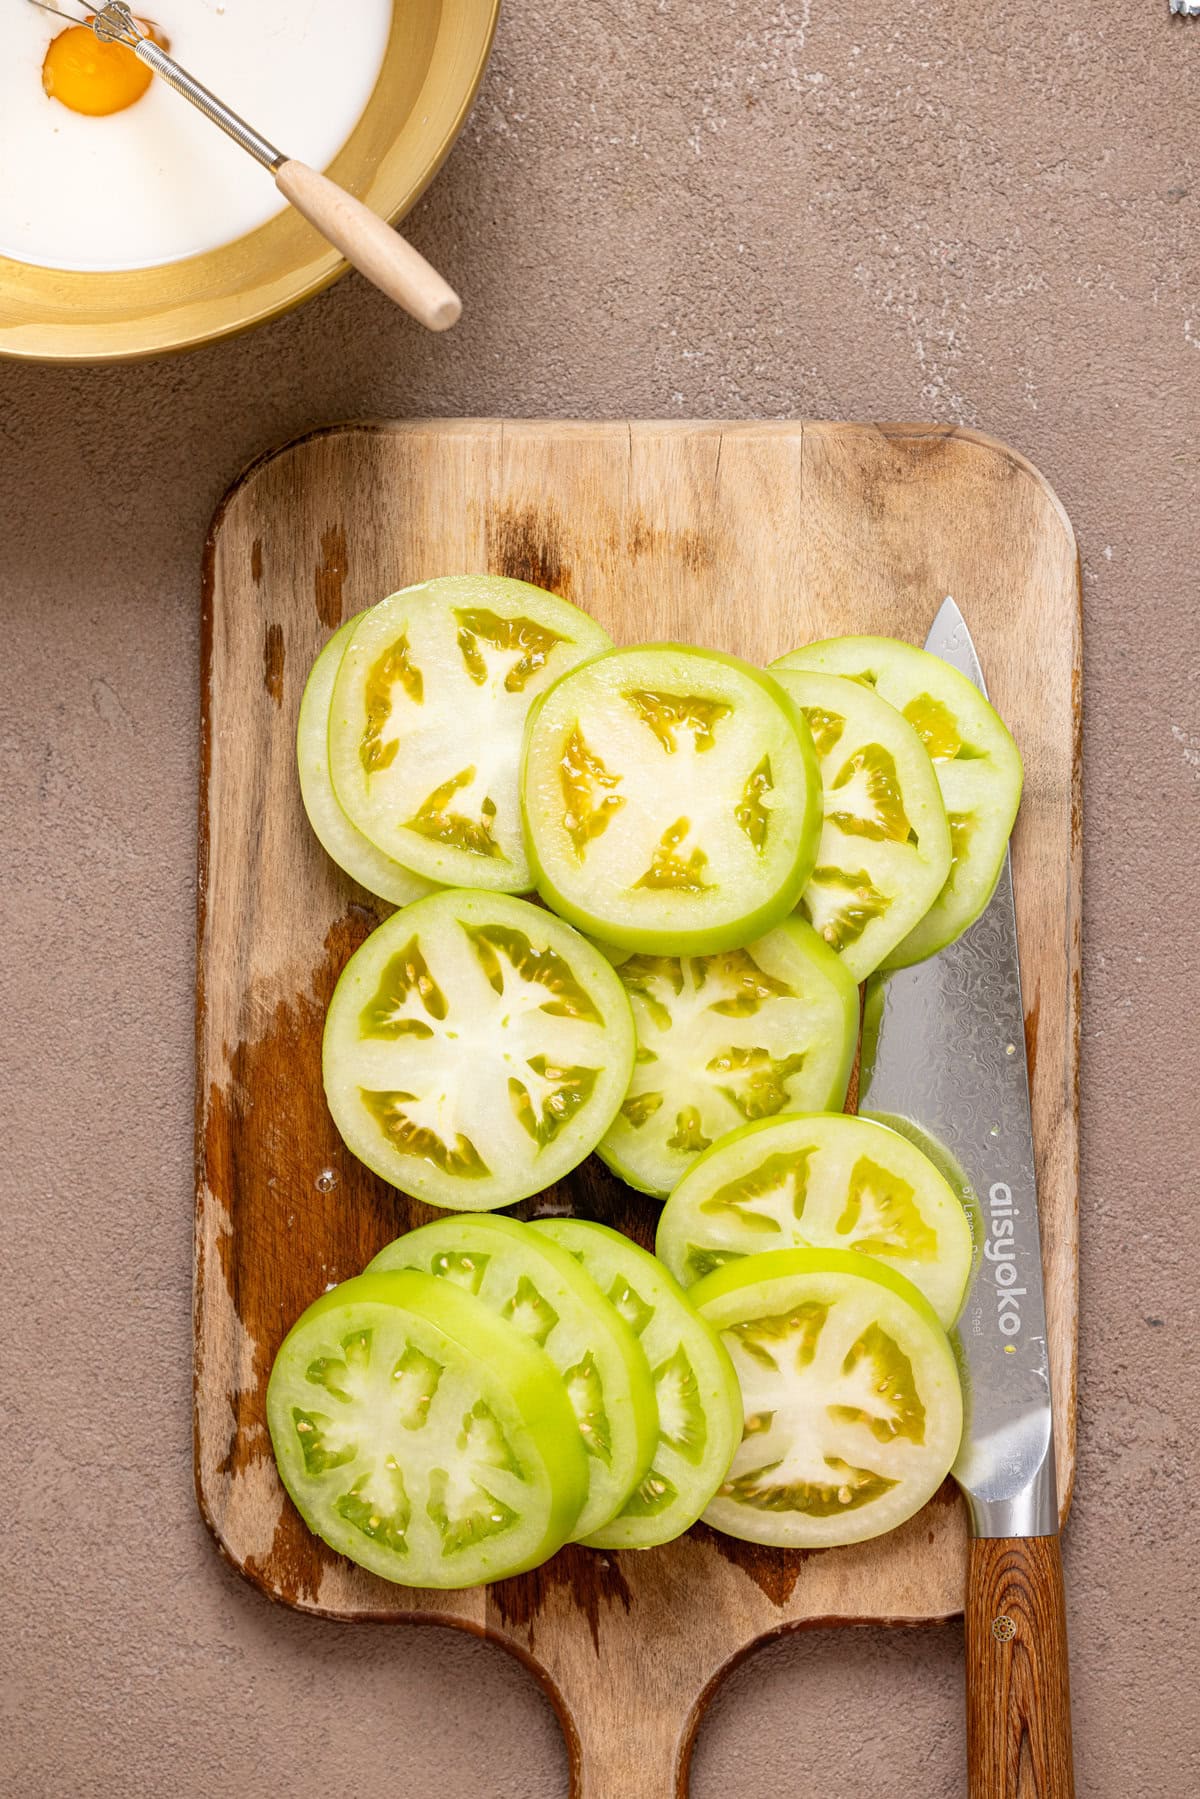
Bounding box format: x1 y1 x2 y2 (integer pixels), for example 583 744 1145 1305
42 20 167 118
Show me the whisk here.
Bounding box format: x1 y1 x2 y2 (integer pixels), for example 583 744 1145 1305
28 0 462 331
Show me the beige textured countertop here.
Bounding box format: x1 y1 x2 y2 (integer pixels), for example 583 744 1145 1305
3 3 1199 1794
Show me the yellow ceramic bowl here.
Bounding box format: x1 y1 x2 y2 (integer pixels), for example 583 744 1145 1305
0 1 499 364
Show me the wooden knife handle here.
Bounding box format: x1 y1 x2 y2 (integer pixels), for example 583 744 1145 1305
965 1534 1075 1799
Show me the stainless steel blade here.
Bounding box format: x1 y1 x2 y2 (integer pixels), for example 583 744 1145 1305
858 596 1057 1538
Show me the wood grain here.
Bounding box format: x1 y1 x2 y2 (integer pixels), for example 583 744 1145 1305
966 1536 1075 1798
195 419 1081 1795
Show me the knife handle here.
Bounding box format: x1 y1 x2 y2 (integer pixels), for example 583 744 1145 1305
965 1534 1075 1798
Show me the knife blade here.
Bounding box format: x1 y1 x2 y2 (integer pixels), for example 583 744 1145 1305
859 595 1057 1536
858 596 1074 1797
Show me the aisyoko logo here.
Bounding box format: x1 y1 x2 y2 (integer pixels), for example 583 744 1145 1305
984 1182 1024 1336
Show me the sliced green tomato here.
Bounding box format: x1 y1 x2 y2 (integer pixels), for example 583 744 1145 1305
365 1215 658 1539
530 1218 743 1548
656 1112 973 1326
297 616 438 907
596 917 858 1199
692 1249 963 1549
323 890 635 1210
769 668 952 980
328 577 611 891
521 645 821 954
266 1270 588 1587
772 636 1022 967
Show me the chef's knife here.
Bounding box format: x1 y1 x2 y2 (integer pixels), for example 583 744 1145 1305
859 597 1075 1798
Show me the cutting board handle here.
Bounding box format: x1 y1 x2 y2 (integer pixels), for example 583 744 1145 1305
542 1644 714 1798
561 1683 698 1797
569 1719 691 1797
965 1534 1075 1797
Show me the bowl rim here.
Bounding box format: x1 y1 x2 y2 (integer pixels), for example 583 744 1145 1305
0 0 500 365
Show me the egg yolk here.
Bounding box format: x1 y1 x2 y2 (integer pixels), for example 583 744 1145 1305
42 22 166 118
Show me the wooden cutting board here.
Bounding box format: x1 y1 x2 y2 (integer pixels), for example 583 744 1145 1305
196 419 1080 1797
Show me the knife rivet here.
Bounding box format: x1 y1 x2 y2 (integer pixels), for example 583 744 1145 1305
992 1616 1017 1643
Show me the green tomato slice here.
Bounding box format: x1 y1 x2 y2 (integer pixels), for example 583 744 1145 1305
365 1215 658 1539
530 1217 743 1549
691 1248 963 1549
656 1112 973 1325
596 916 859 1198
772 635 1022 967
521 645 821 954
266 1269 588 1587
769 668 952 980
328 577 611 891
323 890 636 1210
297 615 438 907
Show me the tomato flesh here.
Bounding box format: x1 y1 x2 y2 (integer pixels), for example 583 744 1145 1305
323 890 636 1210
297 615 437 907
266 1270 588 1586
530 1217 743 1548
328 577 611 892
521 645 821 954
691 1249 963 1548
366 1215 658 1538
770 667 952 980
656 1111 974 1325
773 636 1022 965
596 917 859 1198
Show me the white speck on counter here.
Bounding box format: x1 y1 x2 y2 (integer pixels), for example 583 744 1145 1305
1170 724 1200 775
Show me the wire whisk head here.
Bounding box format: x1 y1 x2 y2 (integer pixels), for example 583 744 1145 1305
91 4 145 47
24 0 146 47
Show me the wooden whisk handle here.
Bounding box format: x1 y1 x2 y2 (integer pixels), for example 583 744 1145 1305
274 160 462 332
